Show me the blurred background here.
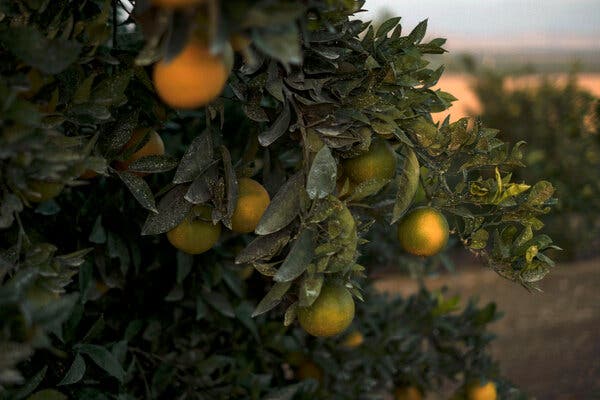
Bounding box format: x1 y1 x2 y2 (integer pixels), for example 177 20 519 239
361 1 600 399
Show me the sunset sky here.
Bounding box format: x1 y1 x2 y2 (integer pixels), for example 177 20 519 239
361 0 600 51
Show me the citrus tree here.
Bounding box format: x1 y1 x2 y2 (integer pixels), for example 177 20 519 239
473 70 600 259
1 0 558 399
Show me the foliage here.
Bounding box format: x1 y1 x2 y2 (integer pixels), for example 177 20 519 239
474 70 600 259
0 0 558 398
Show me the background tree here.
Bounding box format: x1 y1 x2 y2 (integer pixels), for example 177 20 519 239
0 0 557 399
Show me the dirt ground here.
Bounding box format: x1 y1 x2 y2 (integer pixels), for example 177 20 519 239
374 258 600 399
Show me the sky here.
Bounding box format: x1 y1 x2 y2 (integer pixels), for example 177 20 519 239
360 0 600 51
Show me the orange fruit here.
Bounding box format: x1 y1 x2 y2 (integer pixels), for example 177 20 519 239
24 180 64 203
297 282 355 337
341 330 364 348
466 381 497 400
152 0 205 8
230 177 270 233
167 206 221 254
296 360 323 383
397 206 449 257
341 138 396 184
394 386 423 400
153 40 228 109
115 128 165 172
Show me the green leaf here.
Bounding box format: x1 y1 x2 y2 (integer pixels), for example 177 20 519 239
76 344 125 382
235 302 260 341
347 178 389 201
298 274 323 308
221 145 237 227
252 281 292 317
176 252 193 284
258 101 291 147
306 146 337 200
525 245 538 263
235 228 291 264
98 111 139 158
26 389 67 400
127 155 178 174
173 130 214 184
279 302 295 329
252 24 302 66
116 171 157 214
11 366 47 400
255 172 303 235
408 19 428 44
526 181 554 205
469 229 489 250
376 17 401 38
92 70 133 106
88 216 107 244
58 354 86 386
264 383 305 400
142 185 192 235
274 229 315 282
203 291 235 318
392 145 420 223
0 26 81 74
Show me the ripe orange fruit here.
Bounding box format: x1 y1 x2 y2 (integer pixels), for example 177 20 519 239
341 330 364 348
230 177 270 233
297 282 355 337
153 40 228 109
115 128 165 172
397 206 449 257
167 206 221 254
341 138 397 184
466 381 497 400
152 0 205 8
394 386 423 400
24 180 64 203
297 360 323 383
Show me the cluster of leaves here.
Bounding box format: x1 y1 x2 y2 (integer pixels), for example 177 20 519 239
1 240 529 399
0 0 561 398
473 70 600 259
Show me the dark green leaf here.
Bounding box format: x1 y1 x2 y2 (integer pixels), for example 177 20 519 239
306 146 337 200
408 19 428 44
88 216 106 244
26 389 67 400
127 155 178 174
255 172 303 235
258 102 291 147
298 274 323 308
58 354 86 386
274 229 315 282
376 17 401 38
116 171 157 213
173 130 214 184
252 24 302 66
252 281 292 317
76 344 125 382
203 291 235 318
392 145 419 223
1 27 81 74
235 228 291 264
